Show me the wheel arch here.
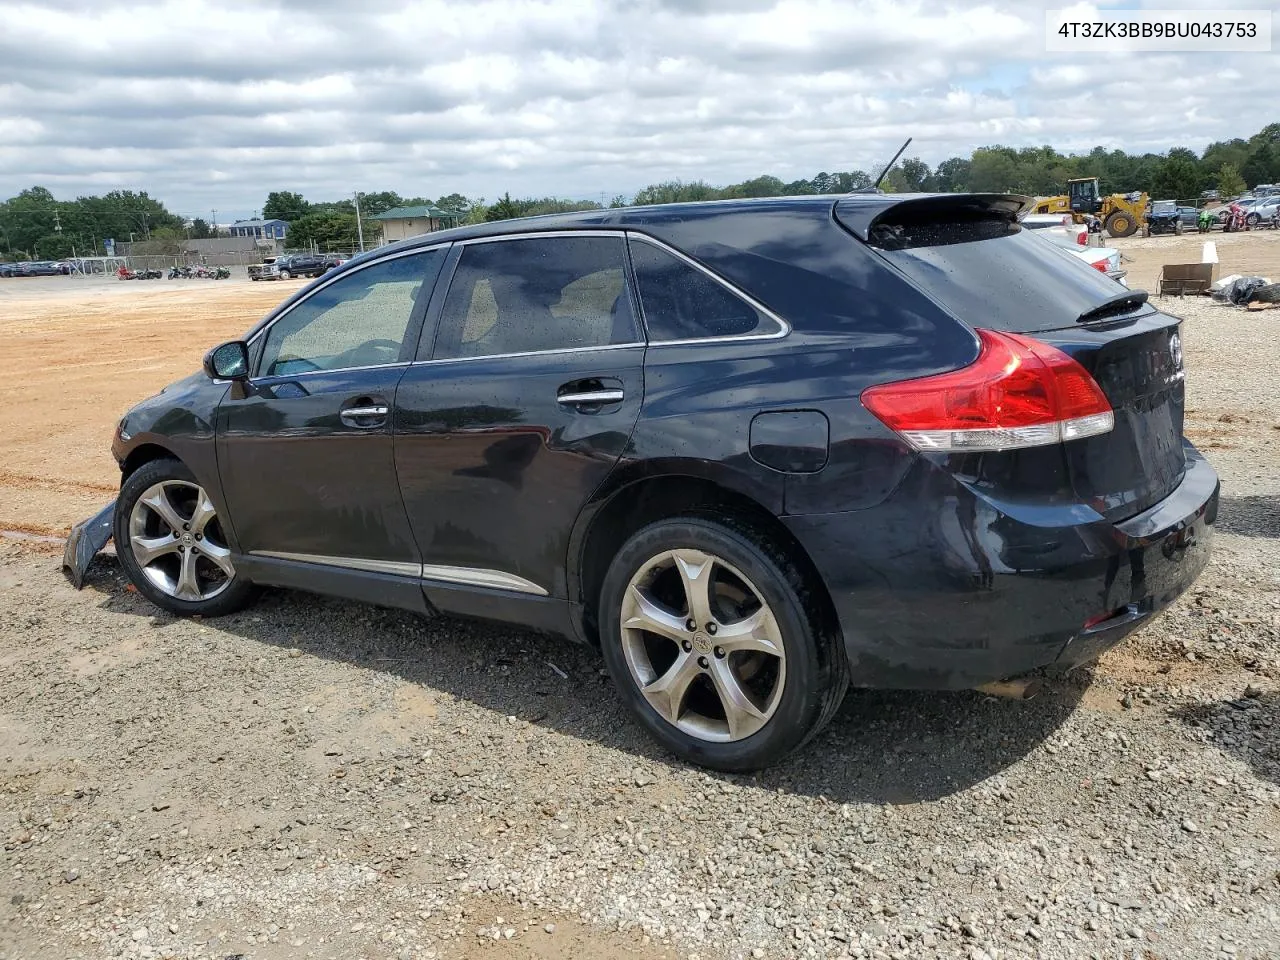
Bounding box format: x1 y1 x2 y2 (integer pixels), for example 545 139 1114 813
569 464 840 653
121 441 179 480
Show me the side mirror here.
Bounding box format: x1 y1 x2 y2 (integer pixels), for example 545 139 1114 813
203 340 250 380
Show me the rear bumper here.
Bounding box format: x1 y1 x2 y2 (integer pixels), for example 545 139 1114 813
783 442 1218 689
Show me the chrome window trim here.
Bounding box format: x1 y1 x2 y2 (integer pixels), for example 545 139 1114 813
410 341 643 368
245 245 451 373
250 361 411 384
623 231 792 346
248 551 548 596
454 229 625 246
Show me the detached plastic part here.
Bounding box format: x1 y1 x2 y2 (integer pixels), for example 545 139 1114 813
62 500 116 589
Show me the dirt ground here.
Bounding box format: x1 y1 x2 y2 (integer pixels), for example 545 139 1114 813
1 238 1278 960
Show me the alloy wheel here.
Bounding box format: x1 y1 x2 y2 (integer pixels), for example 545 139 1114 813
619 548 786 742
127 480 235 601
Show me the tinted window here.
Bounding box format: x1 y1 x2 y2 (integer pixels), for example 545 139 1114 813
870 227 1140 332
259 251 441 377
432 236 636 360
629 239 778 341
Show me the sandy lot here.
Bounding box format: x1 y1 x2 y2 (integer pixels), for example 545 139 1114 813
0 275 298 537
1 237 1278 960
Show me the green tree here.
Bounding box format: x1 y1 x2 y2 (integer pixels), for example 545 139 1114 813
967 147 1019 192
484 192 524 222
1151 157 1201 201
262 191 309 221
1241 143 1277 188
1218 163 1247 198
608 194 630 208
188 218 216 239
930 157 970 192
285 212 364 251
722 175 785 198
896 157 931 192
831 170 871 191
34 234 77 259
436 193 478 215
356 191 403 217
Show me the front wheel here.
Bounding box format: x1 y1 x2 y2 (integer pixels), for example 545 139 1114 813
598 517 847 772
279 269 292 279
113 458 255 617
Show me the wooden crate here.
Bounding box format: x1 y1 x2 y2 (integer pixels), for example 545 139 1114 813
1159 262 1215 297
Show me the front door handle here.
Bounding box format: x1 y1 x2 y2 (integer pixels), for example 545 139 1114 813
340 397 389 428
557 388 624 406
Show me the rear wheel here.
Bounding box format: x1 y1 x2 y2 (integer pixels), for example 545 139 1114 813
1105 211 1137 238
1246 213 1261 227
114 458 255 617
598 517 847 772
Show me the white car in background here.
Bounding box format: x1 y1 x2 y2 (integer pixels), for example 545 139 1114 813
1021 213 1128 286
1243 196 1280 226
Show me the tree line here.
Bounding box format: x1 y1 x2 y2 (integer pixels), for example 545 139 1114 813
3 123 1277 259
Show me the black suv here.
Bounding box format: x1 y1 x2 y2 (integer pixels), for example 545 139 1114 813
73 194 1218 771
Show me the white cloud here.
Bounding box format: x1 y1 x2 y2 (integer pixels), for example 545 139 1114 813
0 0 1274 218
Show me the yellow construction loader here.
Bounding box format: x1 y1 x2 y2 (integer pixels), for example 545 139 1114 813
1031 177 1148 238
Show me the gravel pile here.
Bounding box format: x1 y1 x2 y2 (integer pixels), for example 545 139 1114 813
2 300 1278 960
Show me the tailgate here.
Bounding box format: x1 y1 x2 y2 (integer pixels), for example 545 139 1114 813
1038 317 1186 521
836 193 1186 523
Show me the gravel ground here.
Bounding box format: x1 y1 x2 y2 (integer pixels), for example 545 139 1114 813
3 298 1279 960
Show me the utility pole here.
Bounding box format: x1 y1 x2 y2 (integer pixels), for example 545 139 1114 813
354 192 365 252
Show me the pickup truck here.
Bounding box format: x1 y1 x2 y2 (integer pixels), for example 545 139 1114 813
249 253 346 281
247 257 280 281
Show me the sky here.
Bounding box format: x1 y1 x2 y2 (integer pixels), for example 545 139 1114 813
0 0 1275 222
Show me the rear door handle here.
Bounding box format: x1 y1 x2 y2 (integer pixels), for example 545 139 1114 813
557 389 624 406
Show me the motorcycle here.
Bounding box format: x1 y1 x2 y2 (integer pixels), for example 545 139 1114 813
1197 210 1215 233
1221 203 1248 233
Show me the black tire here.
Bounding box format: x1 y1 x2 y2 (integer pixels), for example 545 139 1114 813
1246 213 1261 227
598 516 848 772
113 458 255 617
1174 220 1183 235
279 269 292 280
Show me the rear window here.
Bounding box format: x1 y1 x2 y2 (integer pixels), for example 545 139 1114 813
860 221 1142 332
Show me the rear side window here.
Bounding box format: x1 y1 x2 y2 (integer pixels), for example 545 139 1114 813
629 239 781 341
864 225 1138 332
432 236 637 360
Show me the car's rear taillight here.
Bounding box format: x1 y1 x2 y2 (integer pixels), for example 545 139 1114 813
861 329 1115 452
1089 259 1108 273
1076 230 1088 245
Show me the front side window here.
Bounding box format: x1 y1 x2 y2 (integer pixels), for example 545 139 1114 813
258 250 442 377
628 239 780 341
432 235 637 360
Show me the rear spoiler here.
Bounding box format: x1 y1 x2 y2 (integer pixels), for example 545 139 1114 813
833 193 1033 241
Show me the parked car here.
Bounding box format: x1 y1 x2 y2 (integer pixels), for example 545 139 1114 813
17 260 70 276
0 262 21 277
67 194 1218 771
1021 214 1126 284
276 253 339 279
1243 196 1280 226
247 256 280 281
1019 212 1090 248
